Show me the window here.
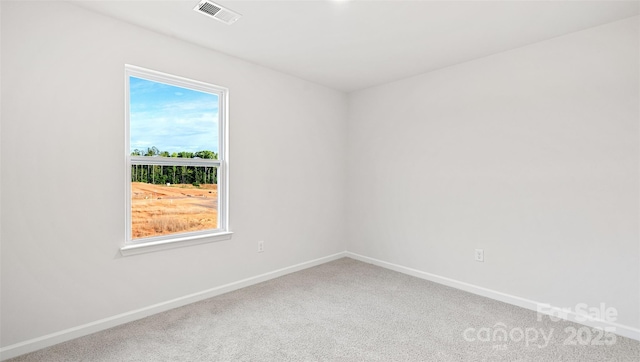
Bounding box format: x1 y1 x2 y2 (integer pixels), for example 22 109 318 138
122 65 231 255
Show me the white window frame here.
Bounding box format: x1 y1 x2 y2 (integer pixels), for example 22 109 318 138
121 65 231 256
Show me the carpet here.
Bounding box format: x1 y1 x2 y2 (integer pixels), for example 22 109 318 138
8 257 640 361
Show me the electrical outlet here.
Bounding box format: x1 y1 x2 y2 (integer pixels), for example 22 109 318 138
475 249 484 262
258 240 264 253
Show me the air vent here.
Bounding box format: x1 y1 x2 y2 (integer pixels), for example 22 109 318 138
194 0 241 25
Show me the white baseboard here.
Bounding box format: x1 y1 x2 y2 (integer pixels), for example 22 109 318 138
0 251 347 361
345 252 640 342
3 250 637 360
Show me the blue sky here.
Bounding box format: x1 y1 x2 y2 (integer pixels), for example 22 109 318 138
129 76 219 154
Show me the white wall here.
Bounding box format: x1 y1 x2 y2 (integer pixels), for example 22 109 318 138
2 0 638 353
347 16 639 330
0 1 347 347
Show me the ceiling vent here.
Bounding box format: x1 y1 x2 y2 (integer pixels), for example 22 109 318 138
194 0 241 25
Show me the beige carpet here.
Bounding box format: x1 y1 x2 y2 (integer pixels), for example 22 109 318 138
8 258 640 361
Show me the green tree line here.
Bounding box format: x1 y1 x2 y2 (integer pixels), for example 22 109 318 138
131 147 218 186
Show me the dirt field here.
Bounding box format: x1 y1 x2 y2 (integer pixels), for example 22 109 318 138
131 182 218 239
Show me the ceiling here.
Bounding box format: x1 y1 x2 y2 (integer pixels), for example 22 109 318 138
73 0 639 92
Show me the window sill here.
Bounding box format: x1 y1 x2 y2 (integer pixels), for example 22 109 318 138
120 231 233 256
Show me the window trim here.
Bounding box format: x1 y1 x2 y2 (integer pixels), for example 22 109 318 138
121 65 231 256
